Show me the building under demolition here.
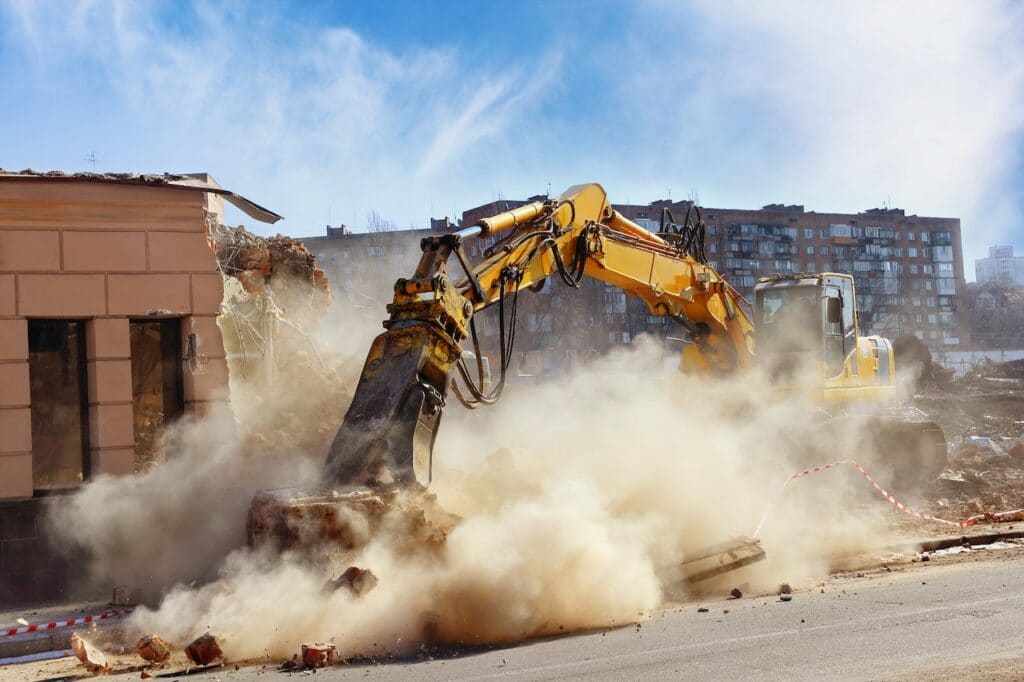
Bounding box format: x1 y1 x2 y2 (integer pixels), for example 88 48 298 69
0 171 280 605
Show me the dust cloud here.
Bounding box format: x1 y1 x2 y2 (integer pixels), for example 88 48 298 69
49 268 902 662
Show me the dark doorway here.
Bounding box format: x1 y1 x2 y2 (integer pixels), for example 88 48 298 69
130 319 184 470
28 320 89 492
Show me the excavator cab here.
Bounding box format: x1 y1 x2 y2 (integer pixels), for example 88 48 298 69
754 273 873 390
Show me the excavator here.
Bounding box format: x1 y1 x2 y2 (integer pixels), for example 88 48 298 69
249 182 946 581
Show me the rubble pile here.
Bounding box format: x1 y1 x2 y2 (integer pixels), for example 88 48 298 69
912 357 1024 522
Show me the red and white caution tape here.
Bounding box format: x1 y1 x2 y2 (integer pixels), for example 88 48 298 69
3 609 131 638
753 459 1024 538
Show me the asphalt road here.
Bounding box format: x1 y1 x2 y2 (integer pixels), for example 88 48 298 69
15 549 1024 681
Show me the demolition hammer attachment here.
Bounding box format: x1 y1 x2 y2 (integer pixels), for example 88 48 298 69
323 234 475 488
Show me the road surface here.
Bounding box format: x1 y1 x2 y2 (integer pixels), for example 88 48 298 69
13 548 1024 681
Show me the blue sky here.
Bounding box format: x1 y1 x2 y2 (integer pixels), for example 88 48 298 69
2 0 1022 278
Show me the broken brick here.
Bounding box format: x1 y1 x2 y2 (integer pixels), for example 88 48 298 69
301 643 336 668
136 634 172 663
185 632 224 667
329 566 379 597
71 633 109 674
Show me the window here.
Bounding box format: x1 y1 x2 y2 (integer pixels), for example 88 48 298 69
131 320 185 470
910 264 918 274
805 245 814 255
908 247 918 258
604 290 627 314
708 226 717 236
926 297 936 307
804 228 814 239
912 297 921 307
908 232 915 241
367 246 385 256
829 224 852 238
28 320 89 491
806 262 816 273
921 232 930 243
819 229 828 239
820 246 829 256
709 243 717 253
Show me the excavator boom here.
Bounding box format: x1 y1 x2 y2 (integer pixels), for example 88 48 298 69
324 183 755 488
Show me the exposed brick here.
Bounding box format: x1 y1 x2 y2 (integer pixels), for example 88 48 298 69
185 315 226 359
0 408 31 454
0 231 60 271
107 274 190 316
0 361 30 407
0 453 32 499
0 319 28 360
63 230 147 272
87 403 133 448
86 359 132 405
190 273 225 314
148 232 218 272
18 274 106 317
90 447 134 477
0 275 14 316
85 318 130 360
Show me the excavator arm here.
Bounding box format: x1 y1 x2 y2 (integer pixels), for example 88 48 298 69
324 183 756 488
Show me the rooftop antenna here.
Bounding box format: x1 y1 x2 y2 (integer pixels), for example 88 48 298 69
84 151 98 172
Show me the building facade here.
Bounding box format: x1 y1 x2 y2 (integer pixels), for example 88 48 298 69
976 245 1024 287
0 171 277 605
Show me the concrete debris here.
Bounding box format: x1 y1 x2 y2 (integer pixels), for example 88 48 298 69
136 634 172 663
697 607 709 613
329 567 379 597
71 633 109 674
729 587 743 599
301 643 337 668
249 487 457 560
185 632 224 667
112 584 142 607
779 583 792 595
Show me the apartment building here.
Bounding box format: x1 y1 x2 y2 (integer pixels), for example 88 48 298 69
298 194 967 380
976 245 1024 287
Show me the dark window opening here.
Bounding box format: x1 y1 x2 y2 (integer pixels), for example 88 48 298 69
130 319 184 471
28 320 89 492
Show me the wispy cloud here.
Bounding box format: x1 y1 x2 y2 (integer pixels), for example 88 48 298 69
1 1 1021 277
605 1 1024 276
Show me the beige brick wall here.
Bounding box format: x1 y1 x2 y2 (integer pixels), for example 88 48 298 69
0 179 231 499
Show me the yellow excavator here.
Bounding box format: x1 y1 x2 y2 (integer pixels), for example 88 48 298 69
250 183 946 579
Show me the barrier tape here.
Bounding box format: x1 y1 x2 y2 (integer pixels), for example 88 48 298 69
753 459 1024 538
3 609 131 638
